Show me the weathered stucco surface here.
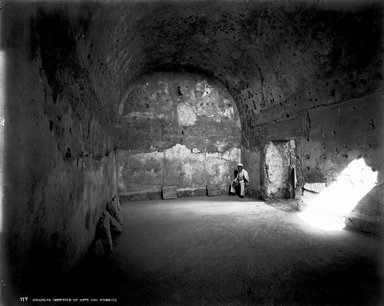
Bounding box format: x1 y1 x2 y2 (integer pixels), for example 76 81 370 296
117 150 164 193
2 0 384 301
262 141 296 199
2 4 117 295
70 0 382 221
258 87 383 230
116 72 241 195
241 147 261 198
294 89 384 230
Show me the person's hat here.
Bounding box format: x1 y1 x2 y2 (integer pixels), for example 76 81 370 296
237 163 243 167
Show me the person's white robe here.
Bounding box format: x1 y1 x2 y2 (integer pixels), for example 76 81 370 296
230 169 249 196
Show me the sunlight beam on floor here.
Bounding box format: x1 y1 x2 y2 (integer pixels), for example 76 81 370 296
298 158 378 231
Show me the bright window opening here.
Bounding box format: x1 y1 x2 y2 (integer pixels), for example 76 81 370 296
298 158 378 231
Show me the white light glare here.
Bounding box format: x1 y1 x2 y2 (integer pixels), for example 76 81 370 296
299 158 378 231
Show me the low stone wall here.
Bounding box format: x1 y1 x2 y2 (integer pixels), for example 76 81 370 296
119 185 231 202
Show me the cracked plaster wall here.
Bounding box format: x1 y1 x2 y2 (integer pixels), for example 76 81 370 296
2 0 384 297
259 87 383 228
262 141 296 199
71 0 383 210
2 3 117 295
69 1 383 137
116 72 241 194
294 89 384 227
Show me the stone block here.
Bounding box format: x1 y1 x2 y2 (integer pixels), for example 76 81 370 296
162 186 177 199
207 184 221 196
303 182 326 194
107 211 123 234
98 212 113 253
107 198 123 225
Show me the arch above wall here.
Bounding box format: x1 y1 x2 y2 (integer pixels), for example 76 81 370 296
115 71 242 198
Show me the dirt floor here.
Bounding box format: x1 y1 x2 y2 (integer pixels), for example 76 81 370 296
63 196 383 305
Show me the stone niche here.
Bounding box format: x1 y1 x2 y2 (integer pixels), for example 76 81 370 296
116 71 241 197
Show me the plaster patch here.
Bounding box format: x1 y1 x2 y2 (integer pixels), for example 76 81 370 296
116 72 242 192
195 81 211 93
158 81 169 95
221 106 235 119
164 144 206 187
206 147 241 162
177 103 197 126
123 111 165 120
246 149 262 191
117 150 164 192
166 143 194 157
205 158 231 185
263 141 295 198
228 147 241 161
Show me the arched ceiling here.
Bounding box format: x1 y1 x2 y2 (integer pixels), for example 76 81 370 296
64 0 382 145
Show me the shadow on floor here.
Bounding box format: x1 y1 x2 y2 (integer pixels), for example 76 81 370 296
17 196 384 306
61 253 382 306
264 198 301 213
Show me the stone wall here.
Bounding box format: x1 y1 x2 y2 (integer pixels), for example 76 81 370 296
262 141 296 199
296 89 383 231
259 87 383 231
65 0 382 210
1 3 383 301
2 3 117 296
116 72 241 196
240 147 261 198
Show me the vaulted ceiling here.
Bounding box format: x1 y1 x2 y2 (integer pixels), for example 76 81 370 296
38 0 383 145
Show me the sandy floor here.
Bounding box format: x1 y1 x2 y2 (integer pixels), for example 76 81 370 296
65 196 383 305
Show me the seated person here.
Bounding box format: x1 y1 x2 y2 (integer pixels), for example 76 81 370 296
229 163 249 198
